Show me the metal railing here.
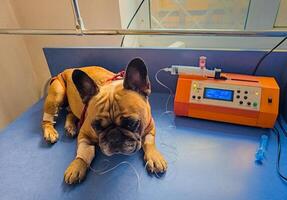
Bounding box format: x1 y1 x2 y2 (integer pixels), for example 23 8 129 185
0 0 287 37
1 28 287 37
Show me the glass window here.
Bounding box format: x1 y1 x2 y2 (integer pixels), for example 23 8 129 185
150 0 251 29
274 0 287 28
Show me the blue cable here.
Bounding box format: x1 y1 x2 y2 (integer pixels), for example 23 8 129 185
273 126 287 182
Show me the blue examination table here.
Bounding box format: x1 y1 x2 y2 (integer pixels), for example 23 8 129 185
0 48 286 200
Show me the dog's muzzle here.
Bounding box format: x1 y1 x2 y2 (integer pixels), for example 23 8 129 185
99 127 141 156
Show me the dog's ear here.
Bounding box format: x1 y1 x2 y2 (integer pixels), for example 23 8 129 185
72 69 99 104
123 58 151 96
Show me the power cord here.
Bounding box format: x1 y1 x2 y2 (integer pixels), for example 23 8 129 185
273 125 287 182
120 0 145 47
252 36 287 75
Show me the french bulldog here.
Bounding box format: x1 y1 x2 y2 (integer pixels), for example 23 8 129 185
41 58 167 184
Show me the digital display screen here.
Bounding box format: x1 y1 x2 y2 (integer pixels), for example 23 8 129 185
203 88 234 101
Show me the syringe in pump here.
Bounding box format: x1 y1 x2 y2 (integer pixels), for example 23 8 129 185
163 65 223 79
162 55 223 79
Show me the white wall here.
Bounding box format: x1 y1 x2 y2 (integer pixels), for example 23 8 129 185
0 0 38 129
11 0 122 97
0 0 122 129
275 0 287 27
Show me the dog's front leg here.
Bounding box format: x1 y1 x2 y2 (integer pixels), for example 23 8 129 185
42 78 66 143
143 124 167 173
64 133 95 184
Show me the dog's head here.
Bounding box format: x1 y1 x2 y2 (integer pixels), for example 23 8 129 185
72 58 152 156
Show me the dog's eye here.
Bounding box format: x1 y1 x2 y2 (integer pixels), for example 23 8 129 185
92 120 104 131
121 117 140 132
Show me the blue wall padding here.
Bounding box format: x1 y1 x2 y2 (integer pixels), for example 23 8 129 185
43 48 287 120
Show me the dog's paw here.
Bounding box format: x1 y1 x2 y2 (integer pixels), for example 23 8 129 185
144 148 167 173
64 158 88 184
64 122 77 137
43 125 59 144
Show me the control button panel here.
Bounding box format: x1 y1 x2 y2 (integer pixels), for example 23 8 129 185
189 81 261 111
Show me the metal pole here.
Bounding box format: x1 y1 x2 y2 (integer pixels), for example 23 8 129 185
0 29 78 35
148 0 152 29
70 0 85 33
0 29 287 37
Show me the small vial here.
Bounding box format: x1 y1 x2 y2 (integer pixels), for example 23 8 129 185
199 56 207 77
199 56 207 69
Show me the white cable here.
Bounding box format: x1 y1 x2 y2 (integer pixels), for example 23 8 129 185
155 68 174 113
90 161 141 190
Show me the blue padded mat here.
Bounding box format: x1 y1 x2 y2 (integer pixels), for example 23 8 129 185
0 93 286 200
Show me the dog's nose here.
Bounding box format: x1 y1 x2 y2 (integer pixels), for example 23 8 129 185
112 135 121 143
108 129 123 145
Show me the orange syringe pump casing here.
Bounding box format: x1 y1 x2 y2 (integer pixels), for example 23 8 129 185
174 73 279 128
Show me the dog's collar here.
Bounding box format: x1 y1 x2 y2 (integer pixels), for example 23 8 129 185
106 71 125 82
78 103 89 130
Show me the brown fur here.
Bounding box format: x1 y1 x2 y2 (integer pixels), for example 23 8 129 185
42 65 167 184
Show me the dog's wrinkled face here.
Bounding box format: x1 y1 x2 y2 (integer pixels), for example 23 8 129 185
95 116 141 156
72 58 151 156
92 93 147 156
